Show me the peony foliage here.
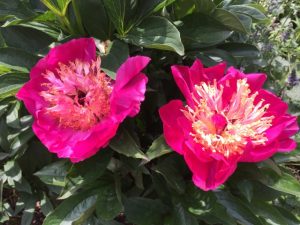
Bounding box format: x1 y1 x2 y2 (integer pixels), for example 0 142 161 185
0 0 300 225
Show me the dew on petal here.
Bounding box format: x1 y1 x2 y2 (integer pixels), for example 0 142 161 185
183 79 274 157
40 57 112 130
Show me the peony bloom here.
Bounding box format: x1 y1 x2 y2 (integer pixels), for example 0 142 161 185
159 59 299 191
17 38 150 162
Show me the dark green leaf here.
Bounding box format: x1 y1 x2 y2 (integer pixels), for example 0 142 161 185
145 135 172 161
251 200 288 225
43 191 97 225
124 197 168 225
259 169 300 197
237 180 253 202
194 0 216 14
109 128 148 160
34 160 70 187
75 0 111 40
180 13 232 49
0 47 40 71
167 203 198 225
218 43 260 58
123 16 184 55
213 9 248 33
273 149 300 164
101 40 129 79
95 178 122 220
228 5 266 20
0 0 35 20
1 26 54 54
215 190 264 225
10 128 34 152
153 156 185 194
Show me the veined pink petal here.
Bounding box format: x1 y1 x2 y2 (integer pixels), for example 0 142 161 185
111 56 150 121
30 38 96 79
159 100 186 155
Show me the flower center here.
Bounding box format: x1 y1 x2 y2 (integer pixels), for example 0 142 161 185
40 57 112 130
183 79 274 157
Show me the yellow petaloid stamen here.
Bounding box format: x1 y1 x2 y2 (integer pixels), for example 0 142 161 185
183 79 274 158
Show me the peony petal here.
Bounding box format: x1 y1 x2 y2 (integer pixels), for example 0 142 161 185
171 65 194 105
16 75 48 115
256 90 288 117
30 38 96 79
184 149 238 191
203 62 226 81
240 141 279 162
278 139 297 152
110 56 150 121
245 73 266 92
70 118 119 162
159 100 186 154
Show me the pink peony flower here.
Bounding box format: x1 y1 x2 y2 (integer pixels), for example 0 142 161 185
17 38 150 162
159 59 299 191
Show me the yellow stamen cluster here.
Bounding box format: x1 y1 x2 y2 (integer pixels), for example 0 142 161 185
183 79 274 157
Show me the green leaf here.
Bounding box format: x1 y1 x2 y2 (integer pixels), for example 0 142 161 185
123 16 184 55
0 0 35 20
180 13 232 49
6 101 21 129
1 26 54 54
251 200 289 225
34 160 70 187
153 156 185 194
273 149 300 164
213 9 248 33
218 43 260 58
275 206 300 225
101 40 129 79
194 0 216 14
95 178 122 220
172 0 196 19
0 47 40 71
181 184 216 215
3 160 22 185
259 169 300 197
74 149 112 182
228 5 266 20
109 128 148 160
124 197 168 225
10 128 34 155
75 0 111 40
43 191 97 225
237 180 253 202
102 0 132 35
145 135 172 162
166 203 198 225
0 72 28 99
215 190 264 225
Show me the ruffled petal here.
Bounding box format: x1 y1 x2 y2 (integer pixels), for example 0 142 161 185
30 38 96 79
33 111 119 162
16 75 48 115
159 100 186 154
184 149 238 191
239 141 279 162
171 65 194 105
245 73 266 92
110 56 150 121
203 62 226 81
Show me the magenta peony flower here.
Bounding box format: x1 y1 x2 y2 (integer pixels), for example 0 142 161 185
17 38 150 162
159 59 299 191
